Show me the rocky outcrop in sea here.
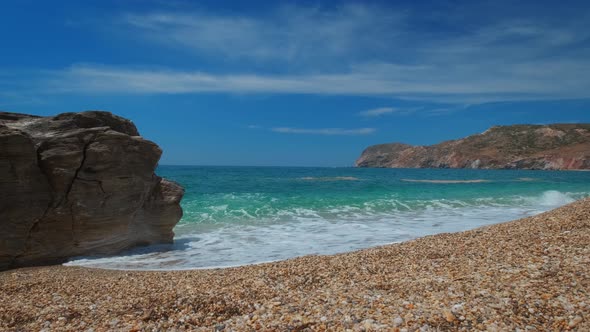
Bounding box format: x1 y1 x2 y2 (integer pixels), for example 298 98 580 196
0 111 184 270
356 124 590 170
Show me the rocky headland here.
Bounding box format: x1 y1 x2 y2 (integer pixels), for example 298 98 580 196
356 124 590 170
0 111 184 270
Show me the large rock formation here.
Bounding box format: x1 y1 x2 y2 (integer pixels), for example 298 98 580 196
356 124 590 170
0 111 184 270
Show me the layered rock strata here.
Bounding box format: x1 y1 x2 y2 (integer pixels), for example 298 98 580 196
0 111 184 270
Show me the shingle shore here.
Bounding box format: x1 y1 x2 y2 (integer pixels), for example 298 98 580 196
1 199 589 331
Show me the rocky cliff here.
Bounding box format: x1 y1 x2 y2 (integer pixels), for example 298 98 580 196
356 124 590 170
0 111 184 270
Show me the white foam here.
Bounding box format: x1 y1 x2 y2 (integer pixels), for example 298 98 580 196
65 190 587 271
535 190 576 207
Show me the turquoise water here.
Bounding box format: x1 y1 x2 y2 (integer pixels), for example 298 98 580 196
66 166 590 270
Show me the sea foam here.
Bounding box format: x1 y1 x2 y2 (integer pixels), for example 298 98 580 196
65 190 587 271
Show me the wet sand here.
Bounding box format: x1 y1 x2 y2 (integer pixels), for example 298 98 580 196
1 199 589 331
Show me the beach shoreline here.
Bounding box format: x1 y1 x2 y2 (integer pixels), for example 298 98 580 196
1 199 589 331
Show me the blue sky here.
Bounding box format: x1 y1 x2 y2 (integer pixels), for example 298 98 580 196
1 0 590 166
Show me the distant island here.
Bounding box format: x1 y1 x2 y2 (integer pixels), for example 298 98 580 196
356 124 590 170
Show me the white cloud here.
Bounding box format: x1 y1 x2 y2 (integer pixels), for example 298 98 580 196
5 3 590 104
121 4 404 63
39 62 590 103
271 127 376 135
358 107 421 117
117 5 590 70
359 107 396 117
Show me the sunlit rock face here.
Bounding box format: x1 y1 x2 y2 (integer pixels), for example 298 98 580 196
356 124 590 170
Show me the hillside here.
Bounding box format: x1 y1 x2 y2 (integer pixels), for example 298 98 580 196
356 124 590 170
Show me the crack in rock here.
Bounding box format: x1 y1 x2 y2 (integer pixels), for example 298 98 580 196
1 112 184 269
12 199 52 265
77 178 106 194
64 137 94 204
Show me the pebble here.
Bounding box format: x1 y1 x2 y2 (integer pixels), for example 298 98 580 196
443 309 456 322
451 303 464 314
420 324 433 331
568 316 583 328
1 198 589 331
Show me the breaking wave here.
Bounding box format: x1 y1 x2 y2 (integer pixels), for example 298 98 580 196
65 190 587 270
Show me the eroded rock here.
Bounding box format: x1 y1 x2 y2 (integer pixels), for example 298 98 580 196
0 111 184 269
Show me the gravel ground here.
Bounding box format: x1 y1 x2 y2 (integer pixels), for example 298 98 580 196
1 199 589 331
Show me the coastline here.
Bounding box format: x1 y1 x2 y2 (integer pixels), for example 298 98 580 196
68 166 590 271
2 199 589 331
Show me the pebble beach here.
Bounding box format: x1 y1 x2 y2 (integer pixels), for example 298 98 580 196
1 199 589 331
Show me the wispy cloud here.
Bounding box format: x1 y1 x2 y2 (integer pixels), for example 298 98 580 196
245 125 376 135
4 3 590 104
271 127 376 135
359 107 396 117
121 4 404 64
423 105 471 116
35 62 590 103
111 4 590 102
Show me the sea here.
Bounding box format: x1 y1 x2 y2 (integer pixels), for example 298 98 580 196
65 166 590 270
